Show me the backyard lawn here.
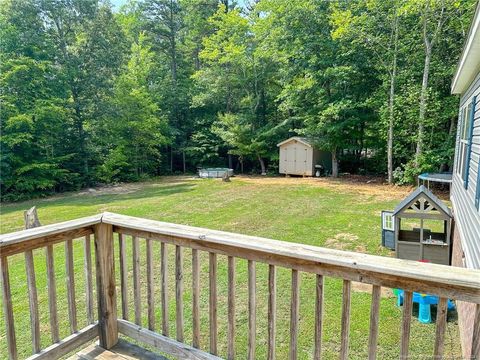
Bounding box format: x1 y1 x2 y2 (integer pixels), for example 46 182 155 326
0 176 461 359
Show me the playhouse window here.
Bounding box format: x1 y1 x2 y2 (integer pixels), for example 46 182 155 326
421 219 446 243
383 213 394 231
400 218 421 231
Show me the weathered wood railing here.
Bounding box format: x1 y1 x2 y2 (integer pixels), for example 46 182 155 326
0 214 102 360
1 212 479 360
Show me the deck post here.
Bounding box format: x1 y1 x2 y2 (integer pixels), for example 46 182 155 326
94 222 118 349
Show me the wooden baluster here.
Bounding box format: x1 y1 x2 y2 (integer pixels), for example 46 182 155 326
175 245 184 342
400 291 413 359
209 252 218 355
147 238 155 331
340 280 351 360
248 260 256 360
84 234 94 324
65 239 77 333
433 297 448 359
314 275 324 360
368 285 381 360
94 222 118 349
1 257 17 360
471 303 480 359
45 245 59 343
25 250 40 353
192 249 200 349
161 242 169 337
132 236 141 326
290 269 300 360
119 233 129 321
268 265 277 360
227 256 236 360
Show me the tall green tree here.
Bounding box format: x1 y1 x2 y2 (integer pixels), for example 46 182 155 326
195 4 283 174
99 33 169 182
331 0 401 183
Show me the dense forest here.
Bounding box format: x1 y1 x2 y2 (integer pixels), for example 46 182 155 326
0 0 476 200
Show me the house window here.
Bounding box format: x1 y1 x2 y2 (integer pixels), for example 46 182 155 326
476 164 480 210
457 101 473 187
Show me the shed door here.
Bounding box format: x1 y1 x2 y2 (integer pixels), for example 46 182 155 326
286 145 296 174
280 147 287 173
382 211 395 250
295 145 308 174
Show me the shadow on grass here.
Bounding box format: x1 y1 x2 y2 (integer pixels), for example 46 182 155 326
0 182 196 215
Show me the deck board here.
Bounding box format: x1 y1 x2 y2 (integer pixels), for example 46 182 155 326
67 339 169 360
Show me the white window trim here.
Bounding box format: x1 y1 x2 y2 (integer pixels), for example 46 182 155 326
457 104 472 180
382 212 394 231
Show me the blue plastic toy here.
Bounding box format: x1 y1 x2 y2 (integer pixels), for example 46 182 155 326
394 289 455 324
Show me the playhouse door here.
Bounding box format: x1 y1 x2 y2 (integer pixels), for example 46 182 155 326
382 211 395 250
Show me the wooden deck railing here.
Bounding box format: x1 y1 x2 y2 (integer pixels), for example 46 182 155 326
1 212 479 360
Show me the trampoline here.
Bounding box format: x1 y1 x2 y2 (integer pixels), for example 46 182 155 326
198 168 233 178
417 172 452 190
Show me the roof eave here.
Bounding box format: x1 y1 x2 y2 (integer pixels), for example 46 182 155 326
451 2 480 95
277 137 312 147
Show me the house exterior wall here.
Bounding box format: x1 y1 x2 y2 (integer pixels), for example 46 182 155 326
451 224 477 359
451 71 480 359
451 71 480 271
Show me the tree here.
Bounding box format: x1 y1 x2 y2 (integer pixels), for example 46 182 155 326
1 0 477 200
331 0 401 183
194 4 283 174
39 0 126 183
99 33 169 182
256 0 377 177
411 0 448 159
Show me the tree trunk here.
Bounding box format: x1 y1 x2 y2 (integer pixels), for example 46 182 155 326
71 88 89 181
258 155 266 175
358 122 365 163
221 0 229 12
228 154 233 169
387 11 399 184
416 44 431 160
182 150 186 173
416 0 445 160
331 150 339 178
24 207 41 229
194 47 200 71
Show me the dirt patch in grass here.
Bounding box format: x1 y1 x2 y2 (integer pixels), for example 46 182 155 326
325 233 368 252
76 183 143 196
237 175 414 201
352 282 395 298
73 176 196 197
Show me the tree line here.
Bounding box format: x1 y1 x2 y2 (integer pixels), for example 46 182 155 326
0 0 475 200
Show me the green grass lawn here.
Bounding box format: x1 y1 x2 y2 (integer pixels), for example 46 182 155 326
0 176 461 359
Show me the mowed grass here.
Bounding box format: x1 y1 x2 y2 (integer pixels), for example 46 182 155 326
0 176 461 359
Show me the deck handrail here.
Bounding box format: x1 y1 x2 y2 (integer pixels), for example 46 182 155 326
2 212 478 301
1 212 480 360
102 212 480 303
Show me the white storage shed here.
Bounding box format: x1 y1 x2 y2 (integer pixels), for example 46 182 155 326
277 137 332 176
